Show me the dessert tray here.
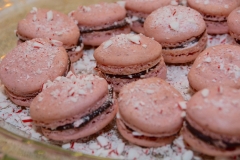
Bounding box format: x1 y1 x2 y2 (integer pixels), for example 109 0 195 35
0 0 237 160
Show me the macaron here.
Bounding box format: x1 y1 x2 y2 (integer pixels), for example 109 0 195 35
69 2 131 46
183 86 240 156
117 77 184 147
0 38 70 107
187 0 240 35
188 44 240 91
16 8 83 62
125 0 172 34
144 5 207 64
30 72 117 142
93 33 167 92
227 7 240 45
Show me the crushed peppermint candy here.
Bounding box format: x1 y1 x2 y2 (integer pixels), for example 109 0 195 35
30 7 38 13
201 89 209 98
127 35 141 44
103 40 113 49
46 10 53 21
116 1 126 8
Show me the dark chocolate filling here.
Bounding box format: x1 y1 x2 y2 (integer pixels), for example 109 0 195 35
45 87 113 131
104 62 159 79
235 39 240 45
186 121 240 150
162 30 206 50
204 15 227 23
79 20 128 33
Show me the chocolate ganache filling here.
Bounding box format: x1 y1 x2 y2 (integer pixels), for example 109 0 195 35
80 19 128 33
235 39 240 45
162 30 206 50
105 63 159 79
204 15 227 23
46 87 113 131
186 121 240 150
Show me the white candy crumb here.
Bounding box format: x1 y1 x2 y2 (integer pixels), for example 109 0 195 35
78 89 86 95
83 6 91 12
103 40 113 49
132 131 142 136
204 57 211 62
178 101 187 110
204 0 209 5
116 112 121 119
145 89 154 94
97 136 109 147
50 39 63 47
73 119 84 127
201 89 209 97
30 7 38 13
127 148 139 159
224 5 229 9
116 142 125 155
182 150 193 160
127 35 141 44
89 142 101 150
170 0 178 6
169 21 179 31
33 42 44 48
62 143 71 149
181 111 186 118
46 10 53 21
117 1 126 8
33 14 37 22
142 44 147 48
38 96 43 102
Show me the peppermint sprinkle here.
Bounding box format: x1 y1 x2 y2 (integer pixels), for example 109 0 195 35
204 57 211 63
33 14 37 22
30 7 38 13
127 35 141 44
132 131 142 136
169 21 179 31
73 119 85 127
47 10 53 21
204 0 209 5
178 101 187 110
201 89 209 97
83 6 91 12
142 44 147 48
50 39 63 47
117 1 126 8
33 42 44 48
224 5 229 9
103 40 113 49
97 136 109 147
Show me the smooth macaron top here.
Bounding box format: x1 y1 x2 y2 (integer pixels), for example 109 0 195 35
125 0 172 14
187 86 240 136
188 44 240 91
0 38 68 96
17 8 80 49
94 34 162 66
144 5 206 44
118 77 183 136
30 72 109 124
70 2 126 27
228 7 240 35
187 0 240 16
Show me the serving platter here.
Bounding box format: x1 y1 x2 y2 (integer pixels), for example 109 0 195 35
0 0 237 159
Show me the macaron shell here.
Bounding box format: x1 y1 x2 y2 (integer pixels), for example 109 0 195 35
188 44 240 91
116 119 175 148
125 0 172 14
118 78 183 136
144 5 206 44
94 34 162 67
228 7 240 39
187 0 240 16
205 20 228 35
41 101 118 142
0 38 69 96
186 86 240 137
182 128 240 156
30 74 108 124
71 2 126 27
17 9 80 49
67 48 83 63
131 21 145 34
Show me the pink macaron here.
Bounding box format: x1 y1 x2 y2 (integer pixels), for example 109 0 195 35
16 8 83 62
188 44 240 91
125 0 172 34
144 5 207 64
227 7 240 45
0 38 70 107
69 2 131 46
117 77 184 147
30 72 118 142
187 0 240 34
183 86 240 156
94 33 167 92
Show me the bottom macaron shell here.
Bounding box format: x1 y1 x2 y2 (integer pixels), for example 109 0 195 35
81 26 131 46
131 21 145 34
163 31 208 64
5 87 34 107
102 59 167 92
117 119 175 148
41 101 118 142
205 20 228 35
67 49 83 63
182 128 240 157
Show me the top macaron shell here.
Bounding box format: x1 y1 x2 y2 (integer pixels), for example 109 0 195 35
118 78 183 137
30 73 109 127
70 2 126 27
17 8 80 49
144 5 206 44
94 34 162 74
0 38 69 96
228 7 240 38
187 0 240 16
187 86 240 137
125 0 172 14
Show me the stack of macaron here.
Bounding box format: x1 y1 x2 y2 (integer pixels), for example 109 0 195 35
16 8 83 62
187 0 240 35
227 7 240 45
30 72 118 142
0 38 70 107
94 33 167 92
69 2 131 47
144 5 208 63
